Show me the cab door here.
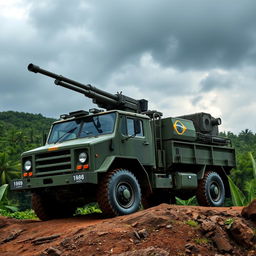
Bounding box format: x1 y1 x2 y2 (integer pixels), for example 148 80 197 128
119 115 155 166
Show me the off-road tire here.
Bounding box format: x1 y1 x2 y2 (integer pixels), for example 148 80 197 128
32 193 76 221
32 193 53 221
97 169 141 216
196 171 225 207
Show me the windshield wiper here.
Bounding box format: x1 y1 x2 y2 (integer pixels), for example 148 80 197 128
54 127 78 144
92 116 103 134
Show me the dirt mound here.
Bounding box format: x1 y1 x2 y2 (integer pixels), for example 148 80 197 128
0 204 256 256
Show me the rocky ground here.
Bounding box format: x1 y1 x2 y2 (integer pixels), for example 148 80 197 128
0 202 256 256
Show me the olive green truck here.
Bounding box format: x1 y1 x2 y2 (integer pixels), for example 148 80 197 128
11 64 236 220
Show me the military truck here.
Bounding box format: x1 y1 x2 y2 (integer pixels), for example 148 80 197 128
11 64 236 220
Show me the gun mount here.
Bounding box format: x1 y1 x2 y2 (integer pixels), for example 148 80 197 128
28 63 148 113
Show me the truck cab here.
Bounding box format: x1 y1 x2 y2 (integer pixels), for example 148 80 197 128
11 110 156 219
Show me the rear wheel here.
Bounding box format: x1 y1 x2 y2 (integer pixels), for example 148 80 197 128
97 169 141 216
196 171 225 207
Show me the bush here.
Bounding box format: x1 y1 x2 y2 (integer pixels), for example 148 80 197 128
0 209 38 219
75 203 102 216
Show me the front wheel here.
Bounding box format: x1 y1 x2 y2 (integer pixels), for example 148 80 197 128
32 193 76 221
97 169 141 216
196 171 225 207
32 193 52 221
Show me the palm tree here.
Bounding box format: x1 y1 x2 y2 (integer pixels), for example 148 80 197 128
0 152 20 185
229 152 256 206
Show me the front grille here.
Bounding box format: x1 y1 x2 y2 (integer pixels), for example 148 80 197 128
35 150 72 174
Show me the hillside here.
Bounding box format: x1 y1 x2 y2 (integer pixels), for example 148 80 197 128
0 111 55 162
0 111 55 131
0 204 256 256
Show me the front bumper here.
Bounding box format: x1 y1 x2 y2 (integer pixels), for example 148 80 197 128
10 172 98 191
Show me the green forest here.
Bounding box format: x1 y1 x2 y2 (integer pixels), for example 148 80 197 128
0 111 255 212
0 111 55 212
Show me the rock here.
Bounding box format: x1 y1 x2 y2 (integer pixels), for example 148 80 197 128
44 247 62 256
133 229 148 240
133 231 140 240
125 211 170 227
32 234 61 245
1 229 23 243
209 216 224 224
212 227 233 253
220 211 230 217
205 231 215 238
113 246 169 256
247 250 256 256
201 220 216 233
137 228 148 239
97 231 108 236
229 219 254 248
242 199 256 221
131 222 138 227
60 238 76 250
185 243 199 254
205 210 219 216
191 212 200 220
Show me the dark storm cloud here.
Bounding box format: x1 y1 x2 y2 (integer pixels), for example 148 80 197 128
85 0 256 70
0 0 256 132
24 0 256 77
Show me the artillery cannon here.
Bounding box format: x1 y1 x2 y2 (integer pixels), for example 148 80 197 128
28 64 148 113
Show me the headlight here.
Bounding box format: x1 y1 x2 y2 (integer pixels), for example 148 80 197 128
79 152 87 164
24 160 32 171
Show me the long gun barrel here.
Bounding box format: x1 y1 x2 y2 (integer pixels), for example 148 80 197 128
28 63 148 113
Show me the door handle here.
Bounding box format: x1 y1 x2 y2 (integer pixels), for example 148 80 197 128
143 141 149 145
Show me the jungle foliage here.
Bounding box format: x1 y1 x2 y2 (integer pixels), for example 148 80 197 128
220 130 256 204
0 111 55 210
0 111 55 166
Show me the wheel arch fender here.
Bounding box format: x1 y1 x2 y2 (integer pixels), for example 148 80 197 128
96 156 152 195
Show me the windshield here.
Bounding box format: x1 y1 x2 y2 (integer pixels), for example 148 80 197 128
48 112 116 144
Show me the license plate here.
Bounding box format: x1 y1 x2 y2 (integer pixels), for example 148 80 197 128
13 180 23 189
73 174 85 183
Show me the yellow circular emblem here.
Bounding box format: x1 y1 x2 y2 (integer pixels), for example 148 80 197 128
173 120 187 135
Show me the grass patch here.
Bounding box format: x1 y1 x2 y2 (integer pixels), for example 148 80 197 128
74 203 102 216
224 218 234 229
194 237 210 245
186 219 199 228
0 202 102 220
0 209 38 219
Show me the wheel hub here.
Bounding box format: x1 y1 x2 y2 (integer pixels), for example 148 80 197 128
123 188 131 200
210 183 220 201
116 183 134 208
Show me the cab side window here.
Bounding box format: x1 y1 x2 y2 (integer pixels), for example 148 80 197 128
127 118 135 136
121 116 144 137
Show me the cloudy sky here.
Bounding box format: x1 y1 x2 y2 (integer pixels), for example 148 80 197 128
1 0 256 133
